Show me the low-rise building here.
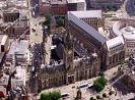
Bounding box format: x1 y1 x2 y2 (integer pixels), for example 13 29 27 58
39 0 51 15
2 9 20 23
67 0 86 11
0 8 29 38
4 40 31 72
0 0 28 9
50 0 67 15
39 0 67 15
89 0 125 11
104 36 125 69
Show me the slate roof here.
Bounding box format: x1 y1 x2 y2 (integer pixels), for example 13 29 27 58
68 11 108 48
69 10 102 19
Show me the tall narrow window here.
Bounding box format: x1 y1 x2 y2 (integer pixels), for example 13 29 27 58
1 45 4 52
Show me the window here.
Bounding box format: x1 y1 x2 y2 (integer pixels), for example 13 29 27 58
1 45 4 52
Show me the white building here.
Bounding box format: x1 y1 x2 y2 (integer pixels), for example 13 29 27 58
67 0 86 11
4 40 31 72
11 66 27 89
112 19 135 56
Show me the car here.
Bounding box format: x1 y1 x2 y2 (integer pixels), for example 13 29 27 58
72 85 75 88
77 84 88 89
31 66 35 72
61 93 70 99
32 11 36 17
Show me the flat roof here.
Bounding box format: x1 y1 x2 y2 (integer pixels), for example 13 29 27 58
8 40 29 55
0 0 28 8
50 0 67 4
69 10 102 19
67 0 85 3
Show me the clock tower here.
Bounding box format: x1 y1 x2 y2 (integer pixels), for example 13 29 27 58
63 31 74 84
63 31 74 70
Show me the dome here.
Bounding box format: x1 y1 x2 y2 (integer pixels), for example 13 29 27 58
112 20 135 40
125 26 134 32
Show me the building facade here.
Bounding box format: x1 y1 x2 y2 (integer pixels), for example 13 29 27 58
39 0 51 15
50 0 67 15
67 10 108 69
104 36 125 69
111 19 135 56
39 10 132 90
39 0 67 15
89 0 125 11
118 55 135 92
67 10 127 70
0 9 29 38
2 9 20 23
39 32 100 89
67 0 86 11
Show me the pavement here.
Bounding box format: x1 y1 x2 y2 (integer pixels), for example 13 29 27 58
29 17 44 44
26 0 44 96
37 64 133 100
38 77 98 100
28 0 44 44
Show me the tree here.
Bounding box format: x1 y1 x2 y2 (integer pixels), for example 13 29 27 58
40 93 51 100
56 17 64 27
40 91 61 100
44 13 52 28
94 76 107 92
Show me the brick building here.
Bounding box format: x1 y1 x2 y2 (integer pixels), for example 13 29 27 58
0 9 29 38
67 0 86 11
2 9 20 23
67 10 126 70
89 0 125 11
39 0 67 15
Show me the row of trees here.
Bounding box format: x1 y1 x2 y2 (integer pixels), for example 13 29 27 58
40 91 61 100
44 13 64 28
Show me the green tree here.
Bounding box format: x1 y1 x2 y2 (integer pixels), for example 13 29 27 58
40 91 61 100
40 93 51 100
44 13 52 28
94 76 107 92
56 17 64 27
51 91 61 100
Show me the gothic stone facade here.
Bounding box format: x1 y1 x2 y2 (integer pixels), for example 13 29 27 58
39 32 100 89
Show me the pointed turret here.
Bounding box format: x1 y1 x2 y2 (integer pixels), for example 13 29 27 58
64 28 73 50
50 16 56 34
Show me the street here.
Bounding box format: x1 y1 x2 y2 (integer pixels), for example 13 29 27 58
27 0 44 96
27 43 44 94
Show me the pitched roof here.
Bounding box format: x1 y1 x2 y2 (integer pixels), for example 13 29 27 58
68 11 107 47
69 10 102 19
106 36 125 51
